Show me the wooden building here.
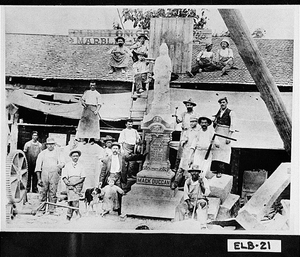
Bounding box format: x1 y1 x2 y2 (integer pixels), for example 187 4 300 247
5 32 293 194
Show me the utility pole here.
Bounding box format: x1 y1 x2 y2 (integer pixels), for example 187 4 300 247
219 9 292 155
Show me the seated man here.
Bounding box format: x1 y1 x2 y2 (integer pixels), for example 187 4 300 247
132 52 150 94
187 43 216 77
175 166 210 229
130 34 149 63
108 36 133 74
215 38 234 76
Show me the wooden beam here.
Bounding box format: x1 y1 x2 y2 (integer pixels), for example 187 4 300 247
218 9 292 155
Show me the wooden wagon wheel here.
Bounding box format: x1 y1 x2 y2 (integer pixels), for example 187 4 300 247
6 150 28 204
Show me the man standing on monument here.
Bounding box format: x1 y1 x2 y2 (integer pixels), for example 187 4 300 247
175 167 210 228
77 81 102 141
171 115 200 190
23 131 43 193
189 116 214 177
212 97 236 178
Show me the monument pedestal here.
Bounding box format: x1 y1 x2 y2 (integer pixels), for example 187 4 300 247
122 115 183 219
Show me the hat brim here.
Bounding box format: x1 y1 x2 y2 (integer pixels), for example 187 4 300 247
69 150 81 157
188 169 202 173
111 142 121 148
198 117 212 126
183 101 197 106
46 141 55 144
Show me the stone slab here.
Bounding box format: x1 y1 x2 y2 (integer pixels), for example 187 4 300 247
236 163 291 230
216 193 240 221
122 185 184 219
208 174 233 204
207 197 221 220
263 213 289 231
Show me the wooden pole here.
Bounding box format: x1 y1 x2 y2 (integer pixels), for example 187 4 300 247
218 9 292 155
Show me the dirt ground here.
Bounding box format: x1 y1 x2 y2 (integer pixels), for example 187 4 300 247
4 199 232 233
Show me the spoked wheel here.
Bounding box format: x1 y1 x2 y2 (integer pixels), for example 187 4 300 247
6 150 28 204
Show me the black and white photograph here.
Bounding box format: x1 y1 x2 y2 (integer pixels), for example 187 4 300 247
1 5 300 255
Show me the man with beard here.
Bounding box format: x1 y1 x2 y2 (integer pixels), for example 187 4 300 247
99 142 126 189
108 36 133 74
174 98 199 174
175 166 210 229
171 115 200 190
212 97 236 178
189 116 214 177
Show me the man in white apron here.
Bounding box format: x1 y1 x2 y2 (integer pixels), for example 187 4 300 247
189 116 214 178
212 97 236 178
35 138 65 214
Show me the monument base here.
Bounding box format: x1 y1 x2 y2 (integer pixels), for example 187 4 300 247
122 183 184 219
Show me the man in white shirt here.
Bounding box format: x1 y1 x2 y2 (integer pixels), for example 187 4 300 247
77 81 102 141
118 119 143 178
35 137 65 215
62 149 86 221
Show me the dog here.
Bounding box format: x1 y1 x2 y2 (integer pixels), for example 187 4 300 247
84 187 102 216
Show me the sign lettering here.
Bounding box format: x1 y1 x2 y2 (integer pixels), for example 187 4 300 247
137 177 171 186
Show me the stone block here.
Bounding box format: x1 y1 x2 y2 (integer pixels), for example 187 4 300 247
217 193 240 221
263 213 289 231
208 174 233 204
122 184 184 219
207 197 221 220
236 163 291 230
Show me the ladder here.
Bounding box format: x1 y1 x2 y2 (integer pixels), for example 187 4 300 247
129 59 154 129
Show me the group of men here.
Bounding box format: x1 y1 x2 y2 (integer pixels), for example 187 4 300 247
172 96 236 227
172 96 236 189
23 117 144 220
186 38 235 77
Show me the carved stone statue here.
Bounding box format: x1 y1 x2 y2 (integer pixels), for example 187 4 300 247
149 43 172 116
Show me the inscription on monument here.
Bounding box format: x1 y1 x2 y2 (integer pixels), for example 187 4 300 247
137 177 171 186
150 137 165 162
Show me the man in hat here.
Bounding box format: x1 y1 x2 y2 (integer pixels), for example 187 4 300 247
211 97 236 177
23 131 43 193
130 34 149 62
189 116 214 177
77 81 102 141
35 137 65 215
103 135 115 158
99 142 126 189
175 166 210 228
132 52 150 94
62 149 86 221
171 115 201 190
215 38 234 76
174 98 199 172
186 43 216 77
108 36 133 74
